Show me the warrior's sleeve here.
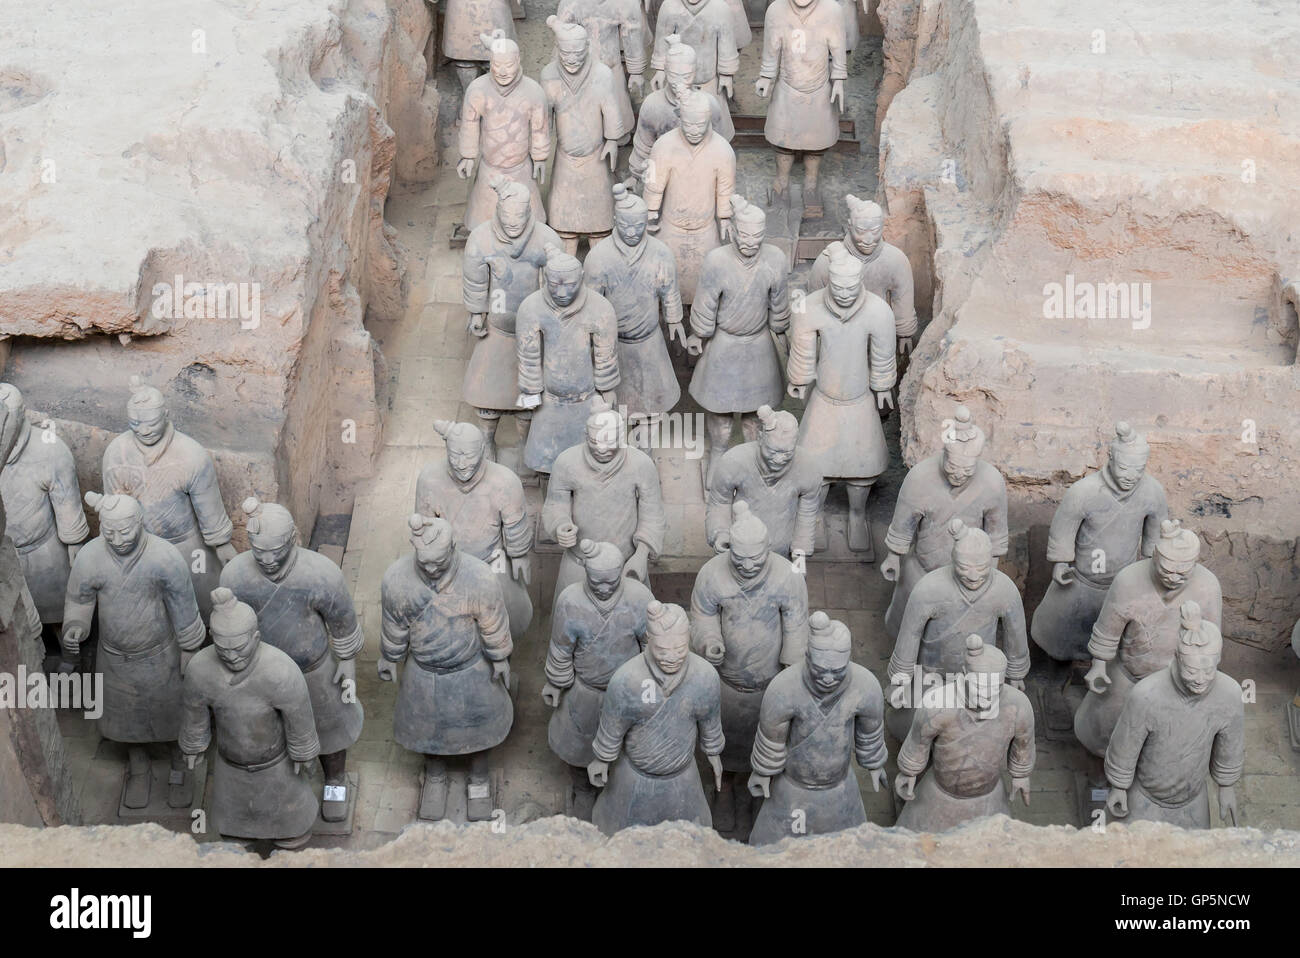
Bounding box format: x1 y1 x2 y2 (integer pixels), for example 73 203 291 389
648 10 672 72
315 563 365 661
715 10 740 78
767 259 792 335
621 4 649 77
188 452 235 547
600 72 624 142
689 256 722 339
853 673 888 770
178 675 212 757
1139 482 1169 558
696 665 725 756
278 665 322 764
807 252 830 291
827 10 848 82
628 115 655 181
591 301 621 393
896 706 941 779
592 676 635 762
778 572 810 667
529 88 552 163
688 567 725 658
498 475 534 559
1007 697 1036 778
714 145 735 221
868 308 898 394
1087 579 1127 662
750 685 795 776
792 464 822 555
632 455 666 558
1045 480 1088 565
462 234 491 315
884 469 925 555
887 585 930 681
1203 576 1224 628
160 547 206 651
544 601 579 689
785 312 819 387
379 576 410 663
541 458 577 541
61 553 98 650
643 141 669 213
758 7 781 80
710 95 735 140
983 470 1010 557
48 443 90 544
1102 694 1149 790
658 251 684 327
1210 691 1245 788
515 303 545 397
459 87 481 160
999 583 1031 681
887 250 918 338
475 571 513 662
704 456 740 548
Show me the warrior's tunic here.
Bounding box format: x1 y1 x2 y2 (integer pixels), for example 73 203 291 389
380 552 513 755
705 441 822 558
180 643 320 840
882 456 1008 637
590 650 724 834
546 578 654 766
749 663 886 845
441 0 516 62
1073 560 1222 757
650 0 742 94
758 0 847 152
808 239 917 341
556 0 648 138
1031 470 1167 661
628 86 734 184
1104 667 1244 828
690 552 809 770
63 534 206 743
220 549 366 755
541 56 625 235
459 73 551 230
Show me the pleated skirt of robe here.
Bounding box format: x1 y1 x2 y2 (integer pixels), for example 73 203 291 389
719 679 765 772
749 771 866 845
211 751 320 841
19 530 72 623
689 329 784 414
657 218 721 305
166 525 221 621
618 333 681 418
592 754 711 835
98 640 184 744
548 149 616 235
394 654 514 755
1030 573 1110 663
764 79 838 153
1073 661 1138 758
1123 781 1210 829
548 677 606 767
303 653 365 756
796 387 888 480
524 391 599 474
894 771 1010 833
463 322 523 412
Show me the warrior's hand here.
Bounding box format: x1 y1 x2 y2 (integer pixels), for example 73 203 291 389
624 545 650 583
1084 658 1111 694
1009 678 1025 691
685 334 705 357
898 336 913 356
786 382 806 400
704 640 725 666
294 761 309 776
667 322 687 348
1106 787 1129 819
68 543 82 563
875 390 895 411
587 759 609 787
627 72 644 96
600 139 619 172
830 79 845 113
333 657 357 692
63 625 84 656
542 682 563 708
516 392 542 410
775 331 789 354
1011 776 1031 806
555 521 579 550
377 658 398 682
748 773 771 798
511 554 532 585
719 216 732 242
468 313 489 338
650 70 665 91
708 754 724 792
1052 562 1075 586
492 659 511 687
185 753 198 771
755 77 772 99
895 774 917 802
457 157 476 179
712 530 731 553
215 542 237 566
880 552 901 582
868 767 888 793
718 75 734 99
1219 785 1238 826
533 163 546 186
646 210 661 233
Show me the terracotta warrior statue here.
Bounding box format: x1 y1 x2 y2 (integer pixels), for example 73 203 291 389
786 241 896 557
808 196 917 355
650 0 742 98
886 518 1029 739
643 89 736 308
1031 422 1168 664
689 194 791 481
895 635 1035 832
584 184 684 448
433 0 518 104
690 501 809 832
458 33 550 232
63 492 206 809
1105 601 1243 829
542 398 664 604
589 600 725 834
556 0 649 142
705 404 822 561
102 377 237 620
416 419 534 638
881 404 1008 638
756 0 847 212
542 17 625 256
180 588 320 848
544 538 654 819
219 498 365 823
515 245 620 475
628 35 733 189
462 176 562 472
748 611 886 845
379 514 513 822
1074 519 1222 757
0 385 88 640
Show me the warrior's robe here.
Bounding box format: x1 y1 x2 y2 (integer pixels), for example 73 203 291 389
1104 667 1244 828
459 73 550 230
380 552 513 755
758 0 847 152
1073 560 1222 757
650 0 742 94
556 0 648 137
102 423 234 620
749 662 886 845
690 552 809 770
590 650 724 834
441 0 516 62
63 534 206 743
546 577 654 766
541 56 625 235
705 441 822 558
808 239 917 342
180 643 320 840
220 549 366 755
628 86 734 184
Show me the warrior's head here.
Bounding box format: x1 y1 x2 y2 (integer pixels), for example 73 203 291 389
663 34 697 100
645 600 690 674
679 90 712 146
547 16 589 74
755 404 799 475
612 183 648 248
961 634 1005 719
1152 519 1198 593
126 375 169 446
491 175 532 240
727 501 770 582
0 383 28 462
578 538 625 602
825 241 863 310
948 518 993 592
543 244 584 308
434 419 488 484
940 405 985 489
845 195 885 258
408 513 457 582
806 611 851 694
584 397 624 464
730 194 765 259
86 491 144 556
210 587 261 673
1174 600 1220 697
482 31 521 88
1107 421 1150 493
242 497 298 579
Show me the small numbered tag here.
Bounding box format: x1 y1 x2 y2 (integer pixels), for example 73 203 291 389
467 782 491 800
324 785 347 803
1090 788 1108 802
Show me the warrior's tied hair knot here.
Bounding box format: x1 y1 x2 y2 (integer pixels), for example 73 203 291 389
85 490 142 521
578 538 624 571
543 243 582 276
645 599 689 638
127 374 166 412
730 193 765 227
242 496 295 542
612 182 647 216
408 512 453 548
949 517 992 560
1111 420 1150 458
547 15 587 44
808 610 851 652
729 500 769 549
1177 599 1223 656
943 404 986 459
433 419 486 447
826 241 862 282
756 403 799 443
664 33 695 69
1154 518 1200 562
481 29 518 58
845 194 884 223
210 586 258 636
490 174 530 210
963 633 1007 674
586 395 624 433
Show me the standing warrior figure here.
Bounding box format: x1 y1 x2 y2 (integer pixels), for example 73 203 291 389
705 404 822 560
628 36 734 189
880 405 1008 638
542 399 664 604
748 612 887 845
756 0 847 211
584 184 684 447
379 514 514 822
433 0 518 104
0 385 89 633
1031 422 1167 664
556 0 649 142
543 539 654 819
786 241 896 557
63 492 206 809
515 246 620 475
690 501 809 832
808 196 917 355
458 33 550 232
461 176 562 472
588 600 725 834
650 0 742 98
102 377 237 620
885 519 1028 740
895 635 1035 833
1105 601 1243 829
542 17 625 256
689 194 791 480
416 419 534 638
643 89 736 307
1074 519 1222 757
180 589 320 848
219 498 365 823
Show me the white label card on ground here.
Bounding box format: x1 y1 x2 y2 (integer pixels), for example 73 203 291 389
467 783 491 800
324 785 347 802
1090 788 1108 802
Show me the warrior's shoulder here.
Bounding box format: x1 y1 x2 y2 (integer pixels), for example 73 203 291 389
972 459 1006 489
1000 683 1035 718
549 443 586 477
847 662 883 699
1208 671 1244 709
878 242 911 271
758 244 790 272
142 532 188 572
1110 559 1151 591
687 653 721 691
767 662 804 698
219 550 261 587
624 446 659 479
380 555 417 599
294 547 346 585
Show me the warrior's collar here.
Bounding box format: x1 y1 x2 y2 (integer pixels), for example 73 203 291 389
107 532 148 576
558 53 594 95
448 455 489 492
584 442 627 477
731 553 772 593
6 419 31 466
543 283 588 318
131 420 176 465
584 578 625 615
613 230 648 266
756 445 792 485
1100 464 1138 501
493 71 522 98
645 647 688 696
260 545 300 583
842 231 885 267
1169 664 1212 702
415 551 462 593
492 214 536 257
729 242 762 271
824 286 868 322
802 662 851 706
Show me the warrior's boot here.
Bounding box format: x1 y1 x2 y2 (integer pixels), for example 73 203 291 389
466 751 494 822
124 745 151 809
846 482 875 560
320 750 349 822
802 152 824 218
419 755 450 821
167 744 193 808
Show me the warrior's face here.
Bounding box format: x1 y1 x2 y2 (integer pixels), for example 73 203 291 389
849 215 884 258
447 432 486 483
953 552 992 592
214 627 260 673
807 646 850 694
828 274 860 310
251 537 295 577
965 669 1003 716
102 514 143 556
414 535 457 581
491 52 520 87
586 563 623 601
1108 449 1147 492
942 450 977 489
729 535 768 582
557 38 588 74
735 221 764 258
586 413 622 463
681 114 710 146
497 199 531 240
1176 648 1218 696
547 268 583 308
666 65 694 100
758 429 796 474
1153 552 1195 593
650 630 689 674
615 208 648 247
129 407 168 446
